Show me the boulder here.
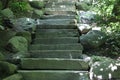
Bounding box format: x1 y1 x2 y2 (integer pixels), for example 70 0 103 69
12 18 36 33
90 60 120 80
80 30 107 49
0 30 16 47
32 9 44 18
0 52 5 61
0 61 17 77
76 2 90 11
3 74 23 80
78 11 96 24
16 31 31 44
1 8 14 19
6 36 28 53
79 0 93 5
29 1 45 9
77 24 92 34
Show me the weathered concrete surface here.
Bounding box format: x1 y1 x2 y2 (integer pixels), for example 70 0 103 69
29 50 82 59
18 70 89 80
29 44 83 51
37 19 77 29
34 37 79 44
36 29 79 37
20 58 89 70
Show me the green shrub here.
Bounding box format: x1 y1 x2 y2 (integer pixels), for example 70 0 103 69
10 2 32 13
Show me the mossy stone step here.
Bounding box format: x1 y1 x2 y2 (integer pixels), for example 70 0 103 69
41 15 76 19
18 70 89 80
34 37 79 44
45 5 76 10
36 29 79 37
46 1 76 6
46 0 78 3
29 44 83 51
37 19 77 29
29 50 82 59
20 58 89 70
45 10 77 15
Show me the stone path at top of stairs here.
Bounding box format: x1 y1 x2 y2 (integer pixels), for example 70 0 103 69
18 0 90 80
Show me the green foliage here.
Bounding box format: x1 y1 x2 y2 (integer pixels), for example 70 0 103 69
92 0 120 57
92 0 115 17
105 33 120 55
76 2 90 11
91 56 112 63
108 22 120 33
10 2 32 13
100 22 120 56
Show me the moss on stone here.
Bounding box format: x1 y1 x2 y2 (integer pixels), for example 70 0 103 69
32 9 44 18
1 8 14 19
16 31 31 44
29 1 45 9
3 74 23 80
6 36 28 53
0 61 17 77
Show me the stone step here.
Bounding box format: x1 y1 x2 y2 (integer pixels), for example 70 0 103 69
45 10 77 15
18 70 89 80
29 44 83 51
46 1 75 7
29 50 82 59
34 37 79 44
37 19 77 29
36 29 79 38
41 15 76 19
20 58 89 70
46 0 78 3
45 5 76 10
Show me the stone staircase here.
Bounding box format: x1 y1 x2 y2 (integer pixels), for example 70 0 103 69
18 0 90 80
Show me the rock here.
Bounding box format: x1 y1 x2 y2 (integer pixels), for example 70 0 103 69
0 61 17 77
0 52 5 61
12 18 36 33
76 2 90 11
77 24 92 34
78 11 96 24
90 60 120 80
6 36 28 53
3 74 23 80
80 54 91 62
0 30 16 47
12 51 30 60
79 0 93 5
29 1 45 9
16 31 31 44
1 8 14 19
80 30 107 49
32 9 44 18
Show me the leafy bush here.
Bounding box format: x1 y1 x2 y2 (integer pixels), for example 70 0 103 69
9 2 32 13
106 33 120 53
100 22 120 56
92 0 115 17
